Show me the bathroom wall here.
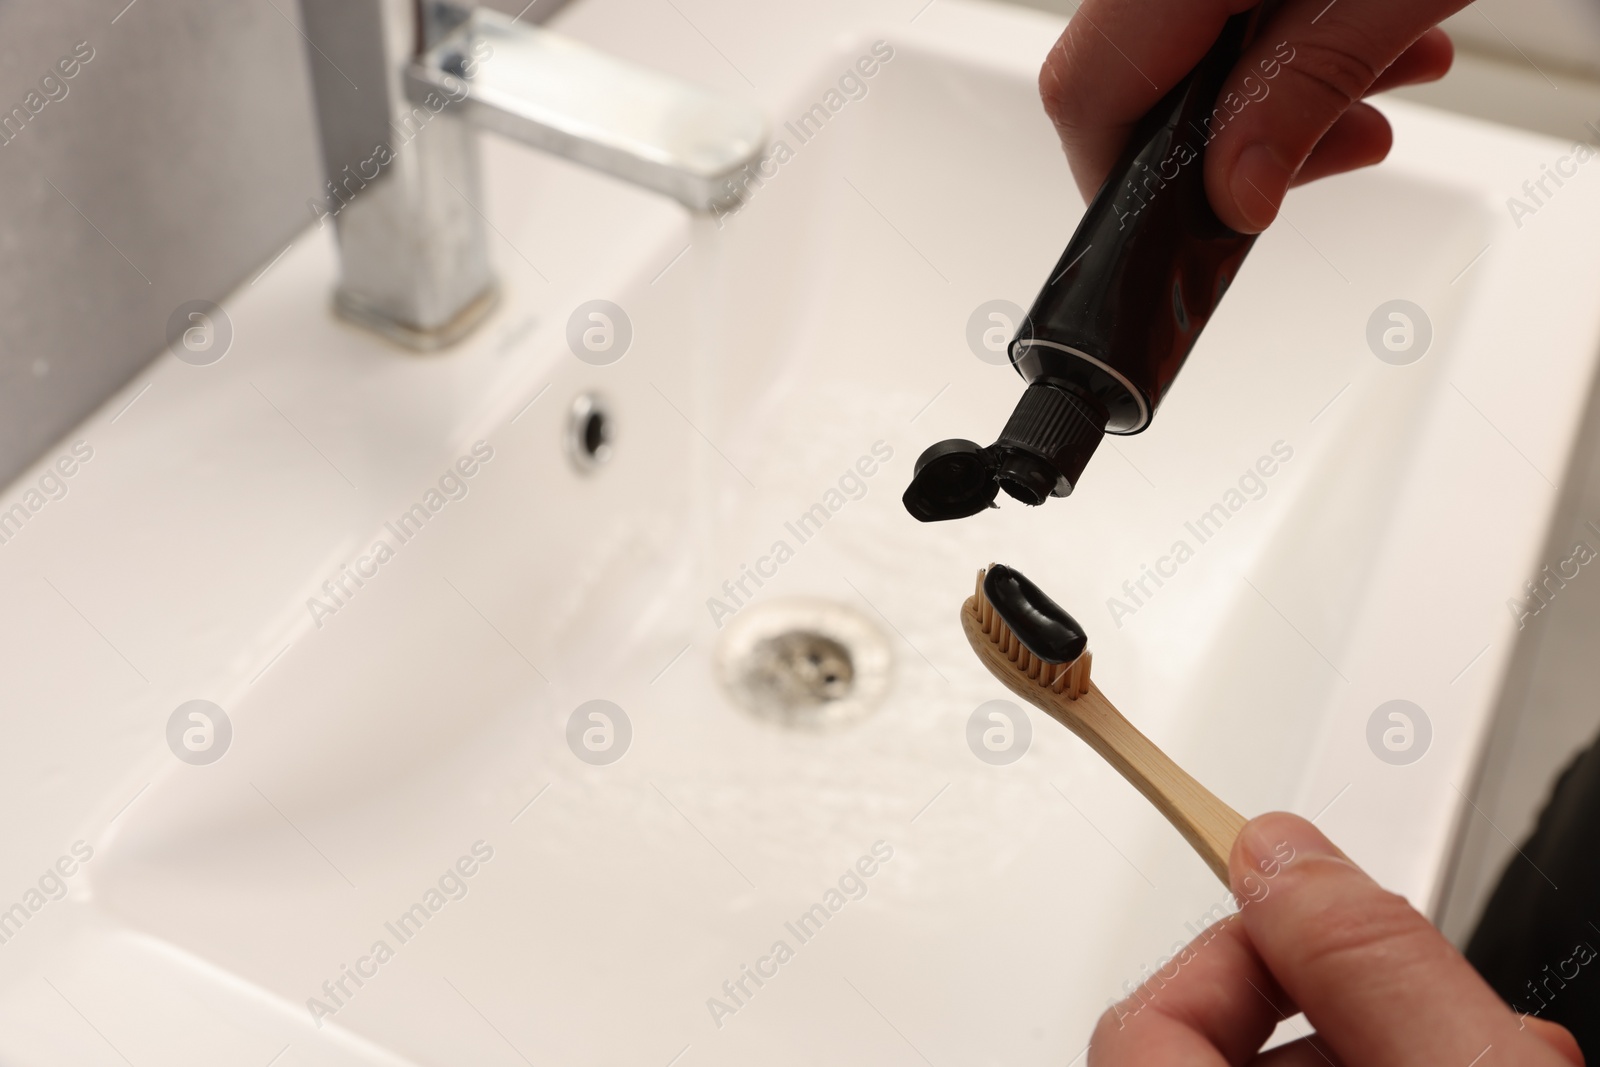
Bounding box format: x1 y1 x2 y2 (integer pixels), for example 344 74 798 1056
0 0 566 489
0 1 319 488
1437 0 1600 80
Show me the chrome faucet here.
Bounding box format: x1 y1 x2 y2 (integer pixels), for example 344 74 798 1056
297 0 766 348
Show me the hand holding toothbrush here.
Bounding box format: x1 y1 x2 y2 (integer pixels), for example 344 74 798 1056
1090 813 1583 1066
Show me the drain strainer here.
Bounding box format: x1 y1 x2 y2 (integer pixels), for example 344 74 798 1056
715 599 891 730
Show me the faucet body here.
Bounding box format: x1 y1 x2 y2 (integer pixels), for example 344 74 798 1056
298 0 766 349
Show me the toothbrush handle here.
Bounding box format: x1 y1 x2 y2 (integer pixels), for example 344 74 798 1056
961 600 1248 883
1048 683 1248 886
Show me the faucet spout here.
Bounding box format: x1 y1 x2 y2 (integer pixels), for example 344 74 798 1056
297 0 765 350
409 8 766 211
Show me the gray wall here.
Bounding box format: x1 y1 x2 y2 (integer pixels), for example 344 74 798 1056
0 0 563 488
0 0 319 486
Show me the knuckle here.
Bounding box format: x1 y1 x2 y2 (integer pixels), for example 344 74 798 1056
1281 37 1383 111
1037 27 1090 129
1293 886 1436 974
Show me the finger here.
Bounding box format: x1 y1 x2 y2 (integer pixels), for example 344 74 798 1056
1248 1033 1344 1066
1523 1017 1585 1067
1285 102 1390 187
1039 0 1259 202
1274 34 1450 192
1088 915 1296 1066
1366 28 1454 94
1205 0 1472 231
1230 813 1576 1067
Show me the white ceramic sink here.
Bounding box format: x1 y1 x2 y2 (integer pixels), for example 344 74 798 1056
5 1 1600 1063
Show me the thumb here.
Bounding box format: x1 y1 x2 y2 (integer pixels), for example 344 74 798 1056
1230 813 1582 1066
1205 0 1466 232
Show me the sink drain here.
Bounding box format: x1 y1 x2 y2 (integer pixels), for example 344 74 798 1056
714 599 891 730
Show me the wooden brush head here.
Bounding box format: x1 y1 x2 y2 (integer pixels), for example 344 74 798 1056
963 565 1092 700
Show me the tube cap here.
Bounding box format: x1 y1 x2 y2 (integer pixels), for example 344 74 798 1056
902 439 999 523
902 385 1108 522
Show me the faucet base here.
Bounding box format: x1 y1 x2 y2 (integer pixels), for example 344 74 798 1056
332 282 501 353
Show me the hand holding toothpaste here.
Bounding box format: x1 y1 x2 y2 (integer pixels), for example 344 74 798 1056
1039 0 1466 232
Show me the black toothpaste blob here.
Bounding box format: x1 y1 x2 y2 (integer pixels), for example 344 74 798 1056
983 565 1088 664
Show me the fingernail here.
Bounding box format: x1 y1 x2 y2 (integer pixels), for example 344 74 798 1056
1229 144 1292 233
1237 811 1350 876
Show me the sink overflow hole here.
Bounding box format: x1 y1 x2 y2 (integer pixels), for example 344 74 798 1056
569 393 613 472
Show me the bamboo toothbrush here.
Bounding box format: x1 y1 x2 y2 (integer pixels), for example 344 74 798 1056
962 564 1247 884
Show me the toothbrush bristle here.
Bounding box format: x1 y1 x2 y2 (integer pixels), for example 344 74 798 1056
972 565 1092 700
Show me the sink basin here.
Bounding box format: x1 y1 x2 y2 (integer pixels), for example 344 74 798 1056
6 1 1600 1063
